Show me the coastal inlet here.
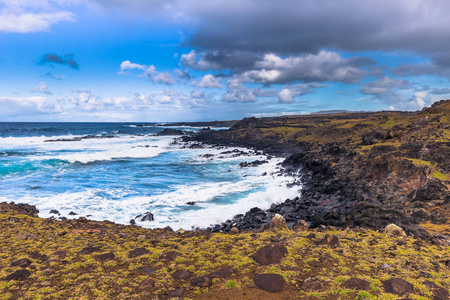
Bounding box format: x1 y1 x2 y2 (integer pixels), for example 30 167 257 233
0 122 300 230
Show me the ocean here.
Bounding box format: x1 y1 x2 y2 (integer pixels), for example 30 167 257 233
0 122 300 230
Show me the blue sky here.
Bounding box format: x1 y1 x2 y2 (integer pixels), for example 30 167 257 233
1 0 450 121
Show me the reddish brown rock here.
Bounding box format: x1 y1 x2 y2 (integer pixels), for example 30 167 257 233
254 274 285 293
128 247 150 258
167 287 186 298
95 252 115 262
301 278 324 292
424 281 449 300
79 246 101 254
341 278 370 291
5 269 31 281
208 267 237 279
10 258 31 268
172 270 191 280
160 251 181 261
383 278 414 296
191 276 212 287
251 243 288 265
315 234 340 248
138 278 156 290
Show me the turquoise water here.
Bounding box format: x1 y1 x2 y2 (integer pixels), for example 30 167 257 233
0 123 300 229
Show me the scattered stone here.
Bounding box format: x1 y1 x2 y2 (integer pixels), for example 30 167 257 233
385 224 406 237
424 281 449 300
208 267 237 279
136 267 154 275
68 211 77 215
383 278 414 296
186 202 195 206
315 234 341 248
230 227 239 233
40 281 51 286
50 250 67 258
301 278 324 292
138 278 156 290
129 219 136 225
252 243 288 265
341 278 371 291
137 234 146 240
5 269 31 281
378 263 392 270
79 246 101 254
293 220 309 232
191 276 212 287
172 270 191 280
305 233 316 239
257 223 270 233
58 216 68 221
128 247 150 258
95 252 115 262
10 258 31 268
42 268 55 276
135 212 154 222
28 251 47 261
167 287 186 298
254 274 285 292
49 209 59 215
270 214 289 231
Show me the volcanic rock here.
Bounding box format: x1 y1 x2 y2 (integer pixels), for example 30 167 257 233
252 243 288 265
383 278 414 296
254 273 285 292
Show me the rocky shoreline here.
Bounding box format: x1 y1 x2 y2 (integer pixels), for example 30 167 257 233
184 100 450 243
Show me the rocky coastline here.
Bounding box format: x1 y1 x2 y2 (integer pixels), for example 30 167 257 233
184 100 450 243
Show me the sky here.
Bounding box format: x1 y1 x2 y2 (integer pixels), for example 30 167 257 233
1 0 450 121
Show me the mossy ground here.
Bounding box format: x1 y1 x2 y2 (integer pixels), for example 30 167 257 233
1 211 449 299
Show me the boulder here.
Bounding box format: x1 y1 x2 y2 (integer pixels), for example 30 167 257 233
128 247 150 258
191 276 212 287
172 270 191 280
138 278 156 290
208 267 237 279
252 243 288 265
341 278 370 291
135 212 154 222
315 234 341 248
95 252 115 262
385 224 406 237
167 287 186 298
254 274 285 292
424 281 449 300
270 214 289 231
293 220 309 232
10 258 31 268
79 246 101 254
5 269 31 281
383 278 414 296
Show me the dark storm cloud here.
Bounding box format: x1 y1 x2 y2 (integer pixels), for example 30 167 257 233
38 53 79 70
96 0 450 64
430 87 450 95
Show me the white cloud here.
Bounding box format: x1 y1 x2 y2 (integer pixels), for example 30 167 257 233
198 74 223 88
118 61 176 85
0 1 75 33
0 96 61 117
278 89 294 104
31 82 52 95
153 72 176 85
180 50 221 71
241 51 371 84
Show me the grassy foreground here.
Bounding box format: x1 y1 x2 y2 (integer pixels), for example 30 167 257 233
0 207 449 299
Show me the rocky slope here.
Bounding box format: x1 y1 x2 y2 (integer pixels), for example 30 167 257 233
0 202 449 299
185 100 450 243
